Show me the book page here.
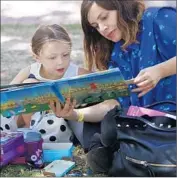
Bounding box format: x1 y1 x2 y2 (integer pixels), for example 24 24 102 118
0 82 56 117
54 68 130 108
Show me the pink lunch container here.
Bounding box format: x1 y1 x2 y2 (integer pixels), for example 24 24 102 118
0 131 25 167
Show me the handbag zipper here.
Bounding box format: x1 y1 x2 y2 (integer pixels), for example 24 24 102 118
126 156 177 167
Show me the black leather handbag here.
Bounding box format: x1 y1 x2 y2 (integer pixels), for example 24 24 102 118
100 101 176 177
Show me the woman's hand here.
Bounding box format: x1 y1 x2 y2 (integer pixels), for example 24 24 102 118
132 66 162 97
49 98 76 118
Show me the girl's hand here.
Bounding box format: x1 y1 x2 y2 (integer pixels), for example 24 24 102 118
49 98 76 118
132 66 162 97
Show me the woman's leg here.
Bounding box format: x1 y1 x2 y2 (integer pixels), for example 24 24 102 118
87 133 113 174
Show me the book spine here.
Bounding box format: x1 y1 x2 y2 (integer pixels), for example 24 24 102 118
51 83 65 104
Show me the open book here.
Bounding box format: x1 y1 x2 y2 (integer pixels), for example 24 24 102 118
0 68 131 117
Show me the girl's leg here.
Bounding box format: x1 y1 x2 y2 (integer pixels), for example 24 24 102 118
68 120 101 152
67 120 84 146
16 115 25 128
17 113 33 128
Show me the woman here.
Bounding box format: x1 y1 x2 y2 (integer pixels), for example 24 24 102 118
49 0 176 174
80 0 176 110
50 0 176 151
78 0 176 174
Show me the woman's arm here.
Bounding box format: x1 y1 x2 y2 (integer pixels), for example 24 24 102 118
133 57 176 97
156 56 176 78
133 8 176 97
10 66 31 84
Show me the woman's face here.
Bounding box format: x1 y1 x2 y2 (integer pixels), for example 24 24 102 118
87 2 122 42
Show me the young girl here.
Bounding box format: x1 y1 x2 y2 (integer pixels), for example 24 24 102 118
1 23 119 147
9 24 90 143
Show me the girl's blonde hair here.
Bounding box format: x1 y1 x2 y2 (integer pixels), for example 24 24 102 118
81 0 145 71
31 24 72 56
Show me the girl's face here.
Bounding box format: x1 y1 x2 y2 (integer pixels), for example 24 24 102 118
87 2 122 42
36 41 71 80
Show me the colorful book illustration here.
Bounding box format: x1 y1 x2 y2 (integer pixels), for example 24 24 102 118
0 68 130 117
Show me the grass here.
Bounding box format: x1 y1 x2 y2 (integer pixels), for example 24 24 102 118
1 24 82 37
0 165 42 177
0 146 107 177
0 146 81 177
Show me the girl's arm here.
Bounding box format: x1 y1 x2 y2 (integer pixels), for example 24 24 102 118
78 67 91 75
60 67 119 122
10 66 37 128
73 99 119 122
49 99 119 123
49 67 119 122
10 66 31 84
10 66 39 128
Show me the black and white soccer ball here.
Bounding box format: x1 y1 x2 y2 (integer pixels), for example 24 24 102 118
0 115 18 132
30 111 73 143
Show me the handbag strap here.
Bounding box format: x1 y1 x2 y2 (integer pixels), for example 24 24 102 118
131 115 175 132
118 107 176 132
119 114 176 132
145 100 176 110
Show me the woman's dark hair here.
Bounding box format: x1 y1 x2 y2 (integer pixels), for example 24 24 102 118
81 0 145 71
